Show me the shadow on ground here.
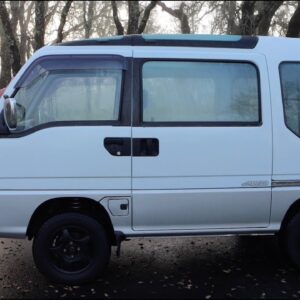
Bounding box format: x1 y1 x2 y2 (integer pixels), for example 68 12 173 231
0 235 299 299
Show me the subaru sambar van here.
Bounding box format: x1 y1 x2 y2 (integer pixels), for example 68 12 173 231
0 34 300 283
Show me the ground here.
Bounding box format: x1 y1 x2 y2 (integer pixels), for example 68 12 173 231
0 235 299 299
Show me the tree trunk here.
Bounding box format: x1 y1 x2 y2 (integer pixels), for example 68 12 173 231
127 1 140 34
10 1 20 34
0 25 11 87
237 1 283 35
287 2 300 37
226 1 238 34
34 1 45 51
56 0 73 43
239 1 256 35
255 1 283 35
22 1 35 59
83 1 95 38
179 4 191 34
18 0 26 64
0 1 21 75
111 1 156 35
0 0 21 85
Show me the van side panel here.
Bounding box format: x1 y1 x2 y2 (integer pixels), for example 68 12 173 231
133 189 270 231
0 190 131 238
132 48 272 231
261 38 300 227
0 47 133 238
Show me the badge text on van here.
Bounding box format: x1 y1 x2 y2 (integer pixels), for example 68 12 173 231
241 180 269 187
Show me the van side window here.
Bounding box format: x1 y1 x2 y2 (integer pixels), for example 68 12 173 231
142 61 260 124
280 63 300 137
14 68 122 132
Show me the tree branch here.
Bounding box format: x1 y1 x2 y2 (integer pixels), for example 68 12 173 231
56 0 73 43
158 1 190 33
254 1 283 35
34 1 45 50
111 1 124 35
45 2 60 27
50 11 106 44
138 0 157 33
158 1 180 18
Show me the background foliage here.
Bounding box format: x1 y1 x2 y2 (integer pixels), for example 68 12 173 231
0 0 299 87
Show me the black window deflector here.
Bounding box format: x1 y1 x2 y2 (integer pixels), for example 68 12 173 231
16 55 128 88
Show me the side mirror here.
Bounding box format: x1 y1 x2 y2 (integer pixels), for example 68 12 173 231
3 97 25 131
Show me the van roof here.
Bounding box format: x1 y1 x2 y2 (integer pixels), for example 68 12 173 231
57 34 259 49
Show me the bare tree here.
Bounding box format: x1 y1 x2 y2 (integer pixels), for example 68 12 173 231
238 1 256 35
50 1 115 42
0 1 21 76
111 1 124 35
111 1 157 35
287 1 300 37
34 1 45 50
238 1 283 35
56 0 73 43
137 0 157 33
10 1 20 33
0 0 295 90
226 1 238 34
0 24 12 87
19 1 34 64
256 1 284 35
158 1 191 33
45 2 60 26
212 1 283 35
18 1 25 64
157 1 220 34
90 1 117 37
83 1 95 38
127 1 140 34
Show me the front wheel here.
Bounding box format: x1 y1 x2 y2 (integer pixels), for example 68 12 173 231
32 212 111 284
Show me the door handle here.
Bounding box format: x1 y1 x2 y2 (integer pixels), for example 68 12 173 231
104 137 131 156
105 138 124 146
133 138 159 157
104 138 159 157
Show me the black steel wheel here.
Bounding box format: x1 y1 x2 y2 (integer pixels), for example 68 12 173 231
281 212 300 270
33 213 111 284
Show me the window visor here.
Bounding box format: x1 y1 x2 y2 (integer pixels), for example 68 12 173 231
15 55 127 88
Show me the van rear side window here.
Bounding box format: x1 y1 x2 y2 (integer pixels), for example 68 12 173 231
142 61 260 125
280 63 300 137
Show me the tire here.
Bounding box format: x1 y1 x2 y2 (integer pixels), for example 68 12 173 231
32 212 111 284
281 212 300 269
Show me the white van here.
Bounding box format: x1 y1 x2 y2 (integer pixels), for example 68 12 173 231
1 34 300 283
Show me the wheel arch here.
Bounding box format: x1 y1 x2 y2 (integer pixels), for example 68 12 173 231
26 197 116 245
